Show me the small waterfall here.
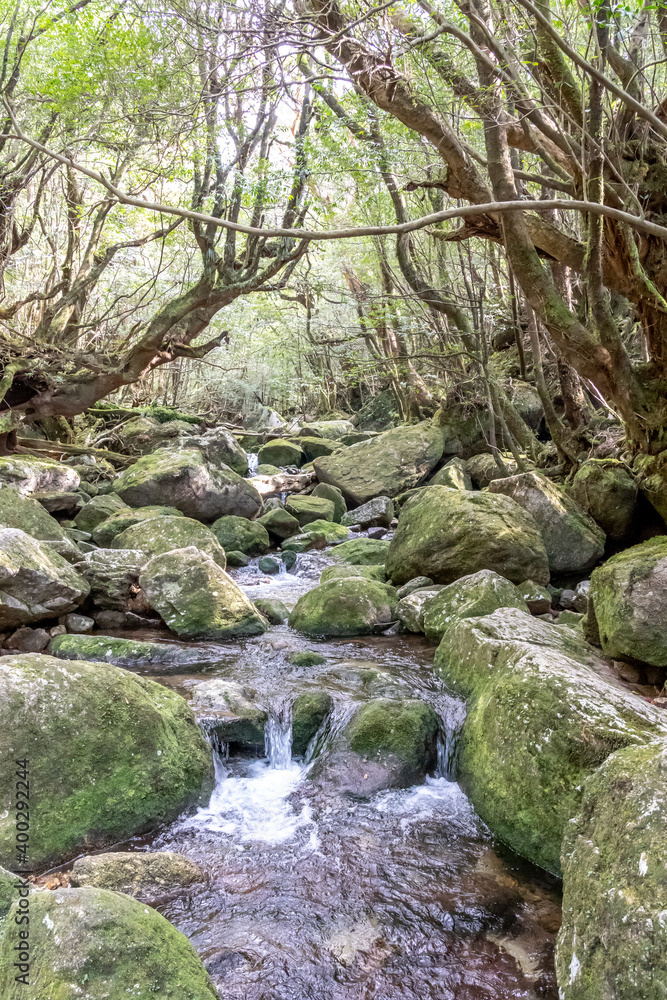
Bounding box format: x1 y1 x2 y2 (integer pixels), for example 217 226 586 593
304 700 356 765
247 452 259 475
433 697 466 780
265 700 293 769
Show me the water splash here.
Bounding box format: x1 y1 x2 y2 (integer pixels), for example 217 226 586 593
247 452 259 475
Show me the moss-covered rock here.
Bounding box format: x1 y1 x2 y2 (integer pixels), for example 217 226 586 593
210 514 270 556
257 506 301 540
301 419 355 439
311 482 347 522
73 492 129 533
289 650 327 666
320 564 387 583
257 555 280 573
341 496 394 529
285 494 335 525
386 486 549 586
49 633 223 671
0 454 79 495
557 739 667 1000
190 427 248 475
395 576 434 599
292 691 333 755
73 547 144 610
313 423 444 504
0 886 217 999
433 608 667 874
0 653 212 867
192 679 267 750
589 537 667 666
257 439 305 467
633 450 667 524
0 487 79 561
396 588 442 632
113 447 262 521
70 851 205 897
568 458 638 541
489 472 605 574
429 457 472 490
330 537 391 565
465 452 520 488
140 546 268 639
91 505 184 546
113 514 227 567
301 518 349 542
422 569 527 642
0 529 89 627
289 577 398 637
256 462 280 475
295 436 342 461
253 596 288 623
516 579 553 615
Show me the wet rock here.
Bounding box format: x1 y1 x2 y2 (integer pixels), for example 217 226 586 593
386 486 550 586
589 537 667 666
396 576 434 599
226 550 250 567
60 612 95 634
49 633 224 671
289 650 327 667
257 556 281 575
282 549 297 570
257 439 305 468
257 506 301 540
568 458 638 541
0 653 212 867
92 609 127 630
292 691 333 755
341 496 394 529
0 887 218 998
422 570 528 642
301 518 349 542
516 580 552 615
256 462 280 475
73 492 129 533
309 699 439 797
434 608 667 874
91 505 184 546
140 546 268 639
320 564 387 584
0 454 79 495
113 447 262 521
0 529 89 627
281 532 326 553
397 588 442 633
70 851 206 898
311 482 347 522
430 457 472 490
330 537 391 566
0 487 80 561
192 679 267 750
73 548 144 610
367 526 387 539
285 494 335 525
465 452 520 488
211 514 270 556
289 577 398 637
313 422 445 504
5 626 51 652
253 597 288 623
113 514 227 568
488 472 605 575
557 740 667 1000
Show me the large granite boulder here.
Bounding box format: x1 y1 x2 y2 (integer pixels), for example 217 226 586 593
313 423 445 504
434 608 667 874
429 457 472 490
0 653 211 867
91 505 184 546
113 448 262 521
0 455 79 495
489 472 605 574
112 514 227 568
285 495 335 525
557 739 667 1000
257 506 301 540
341 496 394 529
386 486 549 586
589 537 667 666
311 482 347 521
140 546 268 639
186 427 248 475
73 548 144 609
210 514 270 556
300 419 354 439
0 886 217 998
465 452 520 488
568 458 638 541
0 529 89 627
296 436 342 461
289 577 398 637
330 538 391 566
74 492 129 533
257 439 305 468
422 570 527 642
396 587 443 632
0 487 79 561
49 633 224 672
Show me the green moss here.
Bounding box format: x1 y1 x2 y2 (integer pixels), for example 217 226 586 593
211 514 270 556
257 507 301 539
49 633 222 671
568 458 638 540
301 518 349 542
422 569 527 642
292 691 333 754
311 483 347 522
289 577 398 637
257 439 305 467
320 564 387 583
92 505 183 546
346 699 439 771
253 597 288 624
0 866 15 925
330 538 390 565
113 515 227 567
289 650 327 666
285 495 335 525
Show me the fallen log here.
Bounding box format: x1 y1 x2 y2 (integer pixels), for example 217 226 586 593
17 438 136 466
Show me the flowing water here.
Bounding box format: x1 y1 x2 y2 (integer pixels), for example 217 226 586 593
127 553 561 999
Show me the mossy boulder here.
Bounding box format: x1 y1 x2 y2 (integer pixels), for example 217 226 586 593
568 458 638 541
301 518 349 542
301 419 354 439
0 487 79 561
0 454 79 495
73 547 144 610
0 653 212 867
256 463 281 475
422 569 527 642
49 633 223 671
257 506 301 540
113 514 227 567
280 532 326 553
0 529 89 627
557 739 667 1000
313 423 444 505
292 691 333 755
190 427 248 475
433 608 667 874
70 851 205 898
397 587 443 633
320 564 387 583
191 679 267 750
140 546 268 639
489 472 606 574
289 577 398 637
257 439 305 467
210 514 270 556
311 482 347 522
429 456 472 490
341 496 394 529
633 450 667 524
285 494 335 525
0 886 217 999
465 452 520 488
289 650 327 666
589 537 667 666
516 579 553 615
91 505 184 546
113 447 262 521
296 436 342 461
74 492 129 533
330 537 391 566
253 597 289 624
386 486 549 586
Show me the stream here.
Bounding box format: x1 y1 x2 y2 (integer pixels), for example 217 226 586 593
128 550 561 999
